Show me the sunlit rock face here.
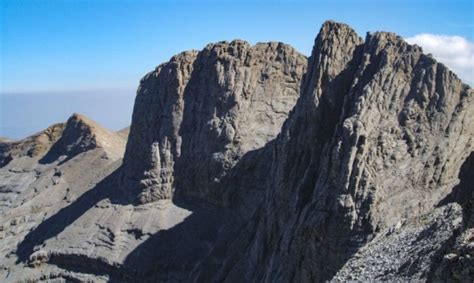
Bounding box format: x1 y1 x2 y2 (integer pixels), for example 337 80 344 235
121 40 307 204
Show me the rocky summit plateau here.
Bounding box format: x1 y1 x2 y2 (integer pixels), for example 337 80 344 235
0 21 473 282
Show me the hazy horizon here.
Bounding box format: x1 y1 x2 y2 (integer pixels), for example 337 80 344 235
0 89 135 139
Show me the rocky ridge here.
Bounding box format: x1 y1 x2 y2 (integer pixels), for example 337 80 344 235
0 20 472 282
0 123 65 168
218 21 473 282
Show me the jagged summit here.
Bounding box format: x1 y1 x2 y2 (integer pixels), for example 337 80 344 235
319 19 358 35
236 20 472 282
0 21 472 282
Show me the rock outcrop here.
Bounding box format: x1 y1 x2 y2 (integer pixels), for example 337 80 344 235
121 40 307 204
1 20 473 282
217 21 473 282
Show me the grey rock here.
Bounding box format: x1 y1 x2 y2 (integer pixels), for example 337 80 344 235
215 20 473 282
431 152 474 281
121 40 307 204
333 203 463 281
40 113 127 164
0 122 65 167
0 113 128 282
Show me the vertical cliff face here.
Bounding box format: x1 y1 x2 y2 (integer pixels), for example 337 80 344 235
121 51 199 203
121 41 307 204
218 21 473 282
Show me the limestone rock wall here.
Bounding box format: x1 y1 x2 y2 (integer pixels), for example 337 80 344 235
218 21 473 282
121 41 307 204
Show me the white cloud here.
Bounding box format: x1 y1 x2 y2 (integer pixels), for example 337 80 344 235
405 34 474 86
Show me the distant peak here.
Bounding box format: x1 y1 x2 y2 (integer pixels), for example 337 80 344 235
40 113 126 164
66 113 100 131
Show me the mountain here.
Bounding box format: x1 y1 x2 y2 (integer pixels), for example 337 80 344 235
0 21 472 282
0 114 128 281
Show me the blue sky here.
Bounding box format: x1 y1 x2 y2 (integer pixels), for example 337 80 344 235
1 0 473 138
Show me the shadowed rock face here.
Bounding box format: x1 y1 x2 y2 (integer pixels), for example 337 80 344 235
1 20 473 282
218 21 473 282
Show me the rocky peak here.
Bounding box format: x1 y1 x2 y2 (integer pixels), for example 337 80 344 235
121 39 307 204
223 20 473 282
40 113 126 164
0 113 127 168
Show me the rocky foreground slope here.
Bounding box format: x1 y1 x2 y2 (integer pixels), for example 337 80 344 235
0 21 473 282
